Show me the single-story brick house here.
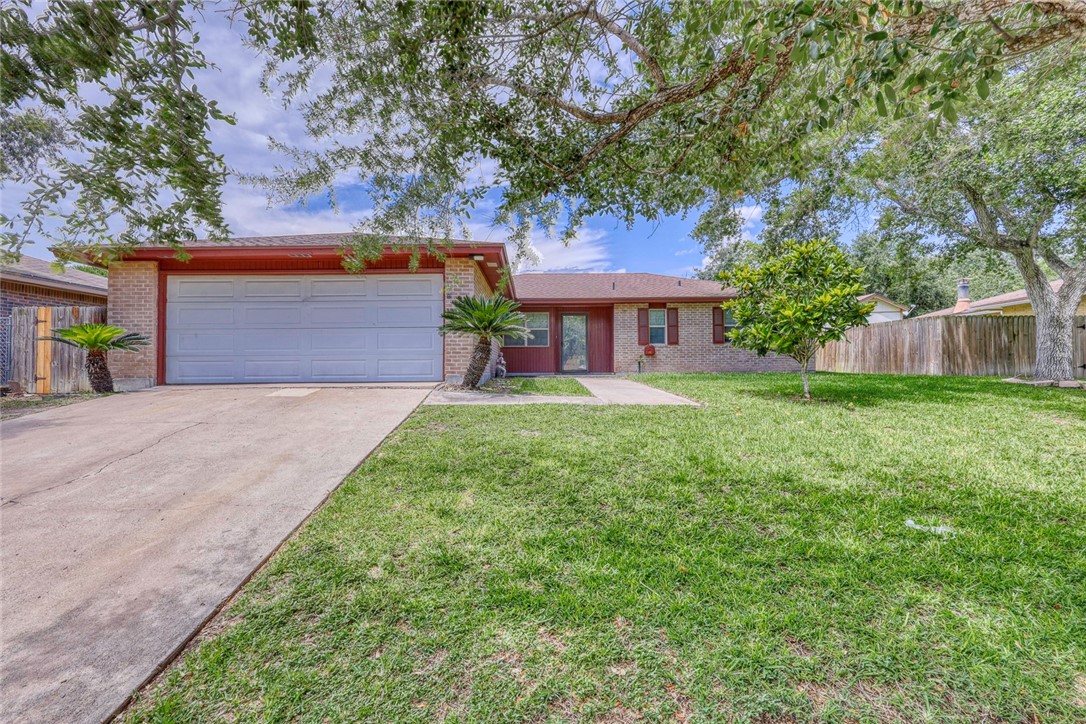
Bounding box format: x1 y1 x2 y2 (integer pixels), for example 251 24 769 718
83 233 795 390
1 255 109 382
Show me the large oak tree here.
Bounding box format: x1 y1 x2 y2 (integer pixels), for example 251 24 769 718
718 49 1085 380
4 1 1085 265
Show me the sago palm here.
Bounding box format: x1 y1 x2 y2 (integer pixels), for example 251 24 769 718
439 296 527 388
41 323 149 393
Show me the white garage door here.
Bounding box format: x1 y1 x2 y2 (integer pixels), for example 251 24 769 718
165 274 443 383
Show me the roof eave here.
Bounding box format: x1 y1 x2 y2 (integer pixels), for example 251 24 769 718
1 270 108 297
513 295 732 304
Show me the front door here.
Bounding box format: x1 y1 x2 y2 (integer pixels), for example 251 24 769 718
560 314 588 372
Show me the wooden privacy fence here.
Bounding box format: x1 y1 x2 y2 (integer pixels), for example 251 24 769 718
816 315 1086 379
10 306 107 394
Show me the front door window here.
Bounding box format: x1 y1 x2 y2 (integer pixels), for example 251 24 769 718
561 314 588 372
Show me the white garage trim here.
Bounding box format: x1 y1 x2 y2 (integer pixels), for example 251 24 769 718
165 273 443 383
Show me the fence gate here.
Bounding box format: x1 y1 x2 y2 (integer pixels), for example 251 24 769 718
9 306 108 394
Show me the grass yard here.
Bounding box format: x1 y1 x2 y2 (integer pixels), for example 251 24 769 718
0 393 101 420
126 374 1086 723
480 376 592 396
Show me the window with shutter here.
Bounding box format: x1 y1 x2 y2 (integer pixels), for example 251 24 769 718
712 307 725 344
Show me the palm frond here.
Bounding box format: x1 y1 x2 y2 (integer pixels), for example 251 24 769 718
439 295 528 340
39 323 150 352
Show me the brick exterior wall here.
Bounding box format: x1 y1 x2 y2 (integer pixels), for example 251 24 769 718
106 261 159 390
613 303 800 374
443 258 499 383
1 281 108 382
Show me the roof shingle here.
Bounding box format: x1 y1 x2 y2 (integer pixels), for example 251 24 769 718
511 272 731 301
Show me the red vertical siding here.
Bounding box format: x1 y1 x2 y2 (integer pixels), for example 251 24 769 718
503 305 613 374
586 307 614 373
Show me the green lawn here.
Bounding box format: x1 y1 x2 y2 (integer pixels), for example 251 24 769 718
126 374 1086 723
481 376 592 396
0 393 101 420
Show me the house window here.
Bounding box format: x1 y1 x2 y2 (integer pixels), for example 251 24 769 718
648 308 667 344
505 311 550 347
713 307 737 344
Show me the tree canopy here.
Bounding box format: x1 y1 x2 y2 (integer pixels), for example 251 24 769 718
711 46 1085 378
723 238 874 399
3 1 1085 263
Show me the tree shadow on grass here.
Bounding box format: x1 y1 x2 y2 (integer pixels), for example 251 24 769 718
729 372 1086 414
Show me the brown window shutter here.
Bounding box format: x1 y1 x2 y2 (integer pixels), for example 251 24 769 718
712 306 724 344
637 308 649 345
667 307 679 345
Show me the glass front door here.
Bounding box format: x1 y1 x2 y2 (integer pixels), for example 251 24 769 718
560 314 588 372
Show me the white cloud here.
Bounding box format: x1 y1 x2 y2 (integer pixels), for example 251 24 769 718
515 226 618 273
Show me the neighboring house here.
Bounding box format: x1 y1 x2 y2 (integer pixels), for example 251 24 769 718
858 292 910 324
919 278 1086 318
1 256 109 382
77 233 797 390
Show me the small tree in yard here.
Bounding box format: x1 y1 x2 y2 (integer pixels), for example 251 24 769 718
41 323 148 393
723 240 874 400
439 296 527 389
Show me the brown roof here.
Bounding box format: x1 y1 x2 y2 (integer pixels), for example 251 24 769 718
918 280 1062 317
512 272 731 302
1 255 108 296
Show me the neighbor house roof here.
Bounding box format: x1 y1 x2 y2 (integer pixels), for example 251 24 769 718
919 280 1062 317
512 272 732 303
0 255 108 297
857 292 909 311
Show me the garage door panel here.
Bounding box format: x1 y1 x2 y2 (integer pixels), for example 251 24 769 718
310 278 368 298
244 360 303 379
311 360 369 378
377 302 440 326
243 306 303 325
377 358 437 379
378 331 439 351
173 279 236 299
377 277 440 297
166 273 443 383
168 359 236 383
173 306 235 326
173 333 235 354
243 279 303 299
309 306 369 325
243 332 302 352
311 331 368 352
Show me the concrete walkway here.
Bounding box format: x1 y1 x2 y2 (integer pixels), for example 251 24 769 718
1 386 428 724
424 376 697 406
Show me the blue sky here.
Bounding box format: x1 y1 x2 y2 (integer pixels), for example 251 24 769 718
4 7 774 276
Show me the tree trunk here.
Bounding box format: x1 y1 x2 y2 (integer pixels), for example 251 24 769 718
800 359 811 400
1033 294 1079 381
462 336 493 388
1013 253 1084 381
86 350 114 393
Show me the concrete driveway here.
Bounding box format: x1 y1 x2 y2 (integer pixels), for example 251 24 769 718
0 385 431 723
